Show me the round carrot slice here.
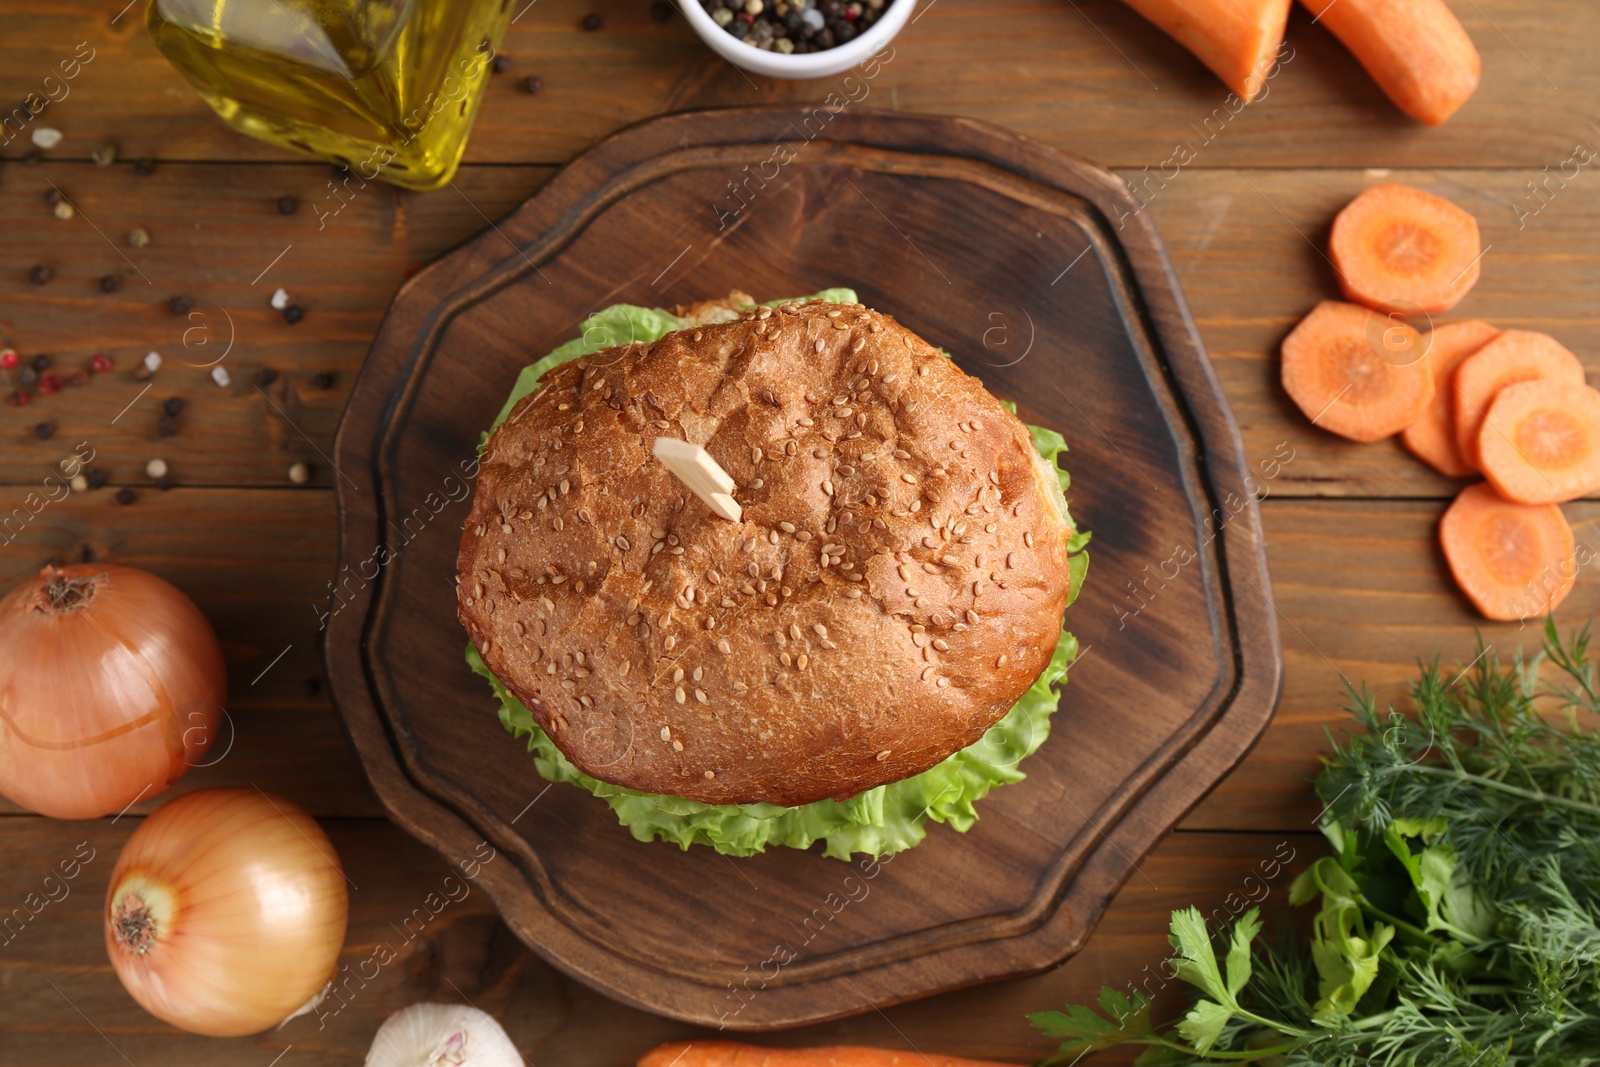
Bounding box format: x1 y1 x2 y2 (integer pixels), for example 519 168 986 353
1329 183 1481 315
1453 330 1586 470
1479 379 1600 505
1440 482 1575 622
1400 320 1500 476
1281 300 1432 443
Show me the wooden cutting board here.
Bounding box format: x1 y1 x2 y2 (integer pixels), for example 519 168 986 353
325 106 1282 1030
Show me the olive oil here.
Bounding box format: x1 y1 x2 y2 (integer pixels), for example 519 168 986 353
146 0 510 189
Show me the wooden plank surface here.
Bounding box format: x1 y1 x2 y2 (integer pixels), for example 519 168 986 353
1 1 1594 168
0 817 1314 1064
5 164 1597 494
2 0 1598 1057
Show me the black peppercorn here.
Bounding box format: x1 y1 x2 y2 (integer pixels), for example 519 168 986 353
313 371 335 390
28 264 50 285
163 396 183 416
582 12 603 30
115 487 136 505
283 305 305 324
100 273 121 293
168 295 191 315
256 367 280 386
277 195 298 215
33 422 54 440
156 414 179 437
492 54 511 73
135 157 156 176
155 473 175 491
86 467 108 489
42 188 60 206
31 354 49 372
524 75 544 95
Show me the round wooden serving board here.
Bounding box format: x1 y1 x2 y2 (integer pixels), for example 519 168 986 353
325 106 1283 1030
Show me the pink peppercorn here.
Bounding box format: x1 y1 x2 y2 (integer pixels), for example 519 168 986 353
91 353 112 373
0 349 17 369
38 373 62 395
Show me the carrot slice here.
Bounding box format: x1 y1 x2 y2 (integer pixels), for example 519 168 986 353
1119 0 1291 100
1478 380 1600 505
1281 300 1432 442
639 1044 1020 1067
1440 482 1575 621
1400 320 1500 476
1329 184 1482 316
1298 0 1481 125
1453 330 1586 470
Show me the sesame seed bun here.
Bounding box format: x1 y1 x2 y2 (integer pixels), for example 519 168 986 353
457 299 1074 806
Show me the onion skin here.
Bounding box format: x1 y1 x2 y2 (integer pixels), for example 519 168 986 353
0 564 226 819
105 788 350 1037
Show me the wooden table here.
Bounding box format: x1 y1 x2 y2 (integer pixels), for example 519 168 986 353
2 1 1595 1062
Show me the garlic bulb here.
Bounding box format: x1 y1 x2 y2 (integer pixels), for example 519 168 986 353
365 1004 522 1067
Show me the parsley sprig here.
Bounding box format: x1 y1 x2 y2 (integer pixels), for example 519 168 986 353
1031 620 1600 1066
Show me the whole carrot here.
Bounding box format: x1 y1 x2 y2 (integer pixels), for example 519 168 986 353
638 1042 1024 1067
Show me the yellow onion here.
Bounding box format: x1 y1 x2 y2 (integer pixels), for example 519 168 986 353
105 787 349 1037
0 564 226 819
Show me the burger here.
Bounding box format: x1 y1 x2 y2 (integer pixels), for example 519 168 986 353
458 290 1089 859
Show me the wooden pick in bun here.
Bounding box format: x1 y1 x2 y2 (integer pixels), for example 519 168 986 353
458 299 1074 806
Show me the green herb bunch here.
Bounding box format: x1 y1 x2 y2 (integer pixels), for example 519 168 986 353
1031 620 1600 1066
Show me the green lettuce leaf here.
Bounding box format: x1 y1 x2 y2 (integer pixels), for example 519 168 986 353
466 290 1088 859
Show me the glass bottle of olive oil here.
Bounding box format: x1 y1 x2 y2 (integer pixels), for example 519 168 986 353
145 0 510 190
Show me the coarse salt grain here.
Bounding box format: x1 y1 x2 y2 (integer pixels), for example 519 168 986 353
288 462 310 484
146 458 168 479
270 287 290 310
143 351 162 371
31 128 62 149
211 365 230 387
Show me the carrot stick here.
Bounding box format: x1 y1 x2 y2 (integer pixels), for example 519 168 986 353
1119 0 1291 100
1479 380 1600 505
1440 482 1575 621
1329 184 1482 316
1452 330 1586 471
1400 320 1500 477
638 1043 1023 1067
1281 300 1433 442
1299 0 1481 125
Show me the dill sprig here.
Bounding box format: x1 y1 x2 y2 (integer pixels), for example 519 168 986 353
1031 620 1600 1067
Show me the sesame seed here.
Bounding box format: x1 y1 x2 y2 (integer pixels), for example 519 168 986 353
876 749 891 761
965 609 980 624
1006 552 1016 568
797 654 809 670
845 588 863 598
675 686 686 703
621 660 632 676
717 639 732 654
665 635 678 650
779 521 796 534
919 366 929 376
936 677 950 689
921 665 936 680
694 688 708 704
673 739 684 751
814 340 825 354
660 726 672 741
941 554 960 566
1024 531 1034 547
813 623 828 636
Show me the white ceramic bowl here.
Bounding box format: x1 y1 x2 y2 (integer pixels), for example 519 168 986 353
675 0 916 80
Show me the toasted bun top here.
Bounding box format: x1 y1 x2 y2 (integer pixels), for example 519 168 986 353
458 299 1074 806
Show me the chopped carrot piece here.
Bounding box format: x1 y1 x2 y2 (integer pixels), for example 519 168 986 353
1400 320 1500 477
1329 184 1482 316
1298 0 1481 125
639 1044 1021 1067
1120 0 1292 101
1282 300 1432 442
1479 379 1600 505
1453 330 1586 470
1440 482 1575 622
